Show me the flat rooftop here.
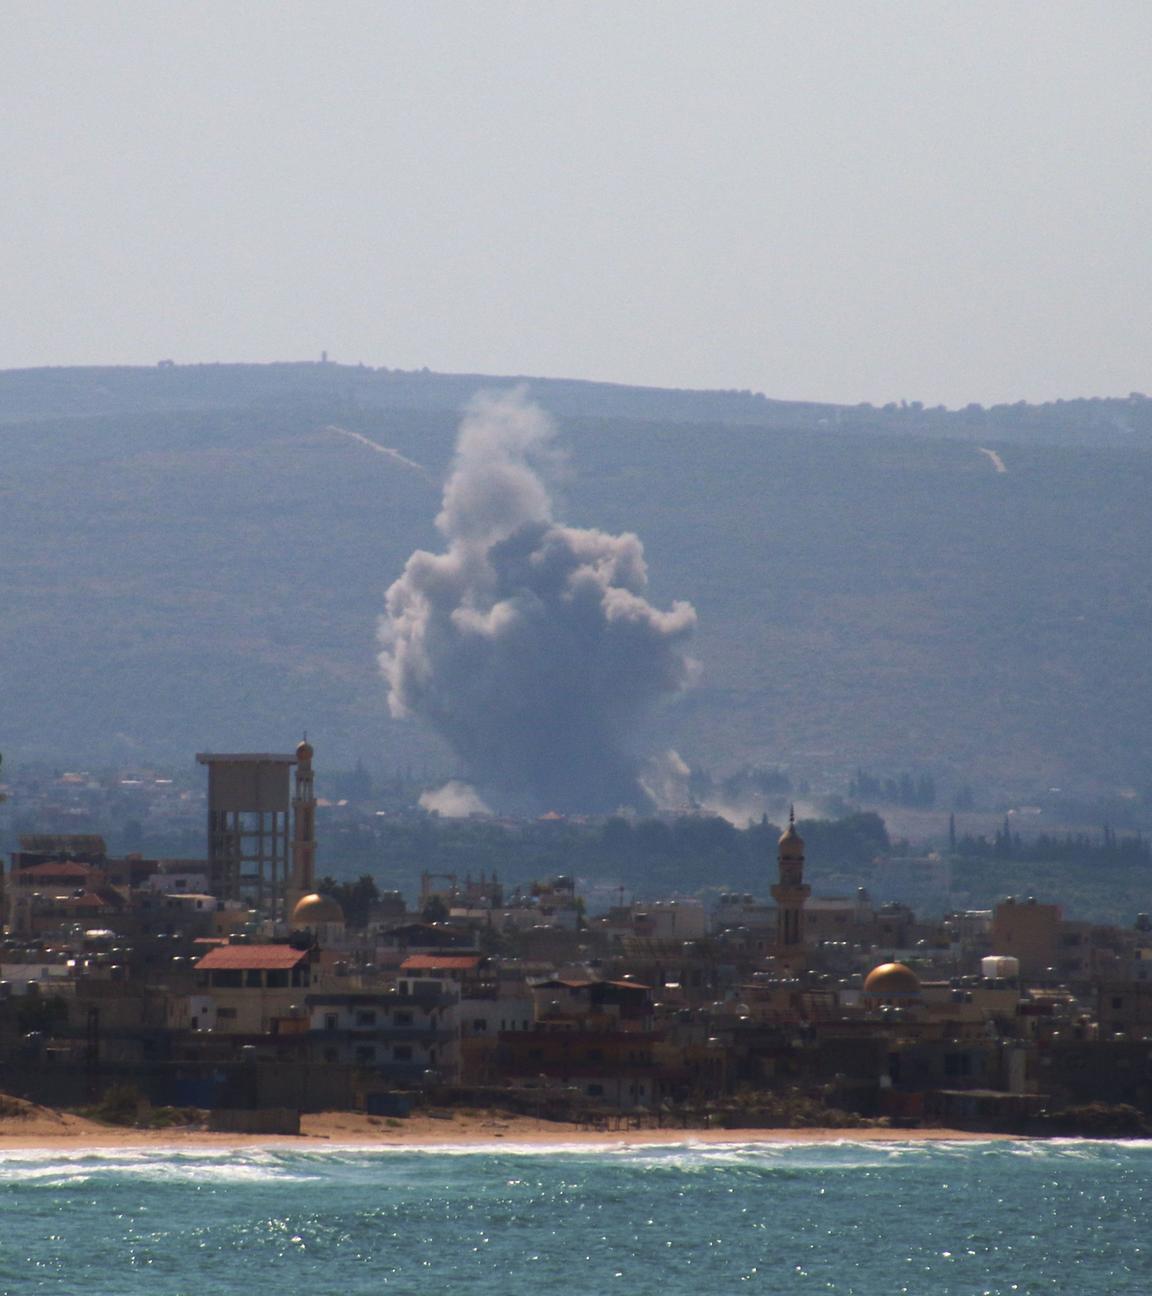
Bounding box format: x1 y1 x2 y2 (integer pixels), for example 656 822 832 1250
195 753 297 764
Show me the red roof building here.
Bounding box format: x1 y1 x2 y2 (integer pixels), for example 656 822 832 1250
400 954 483 972
195 945 310 971
194 944 315 1010
11 860 97 883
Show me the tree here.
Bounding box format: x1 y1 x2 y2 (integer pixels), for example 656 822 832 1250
421 894 449 924
315 874 380 928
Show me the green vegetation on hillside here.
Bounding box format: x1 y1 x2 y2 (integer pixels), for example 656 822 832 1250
328 812 1146 923
3 363 1152 806
328 812 889 900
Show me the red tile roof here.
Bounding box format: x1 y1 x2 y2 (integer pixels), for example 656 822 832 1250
58 892 110 909
13 861 94 880
195 945 309 971
400 954 482 971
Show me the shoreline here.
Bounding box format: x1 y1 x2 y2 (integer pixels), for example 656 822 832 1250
0 1108 1019 1152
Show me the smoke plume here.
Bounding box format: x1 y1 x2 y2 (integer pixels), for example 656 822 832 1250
419 780 491 818
379 390 697 813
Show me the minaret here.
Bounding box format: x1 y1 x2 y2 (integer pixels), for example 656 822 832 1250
771 806 811 958
287 738 316 916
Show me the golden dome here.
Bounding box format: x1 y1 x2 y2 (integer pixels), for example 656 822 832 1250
863 962 921 995
778 808 804 855
291 892 344 926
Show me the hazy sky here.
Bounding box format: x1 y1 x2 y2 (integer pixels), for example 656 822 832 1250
3 2 1150 407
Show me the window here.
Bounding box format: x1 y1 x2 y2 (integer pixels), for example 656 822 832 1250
473 1018 488 1032
212 970 242 989
324 1014 338 1032
587 1083 604 1097
394 1011 413 1027
216 1007 237 1020
245 970 262 988
355 1010 377 1028
1113 997 1124 1010
355 1046 376 1064
394 1045 413 1061
266 970 289 989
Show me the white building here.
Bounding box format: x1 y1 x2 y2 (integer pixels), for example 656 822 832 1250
307 982 461 1082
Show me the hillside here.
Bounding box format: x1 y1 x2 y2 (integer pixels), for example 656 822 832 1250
2 363 1151 807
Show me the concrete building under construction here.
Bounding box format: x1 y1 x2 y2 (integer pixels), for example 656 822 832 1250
196 744 316 917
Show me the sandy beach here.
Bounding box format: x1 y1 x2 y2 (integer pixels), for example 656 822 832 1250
0 1097 1014 1151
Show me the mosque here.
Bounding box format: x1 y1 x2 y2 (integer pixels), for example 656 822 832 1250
770 805 921 996
771 807 811 973
286 738 345 937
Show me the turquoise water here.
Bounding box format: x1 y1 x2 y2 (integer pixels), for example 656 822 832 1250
1 1140 1150 1294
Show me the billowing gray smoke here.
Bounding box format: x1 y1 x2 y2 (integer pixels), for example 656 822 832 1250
379 390 697 813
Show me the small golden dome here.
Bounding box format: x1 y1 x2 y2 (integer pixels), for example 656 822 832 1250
863 962 921 995
291 892 344 926
778 806 804 856
779 815 804 855
778 824 804 850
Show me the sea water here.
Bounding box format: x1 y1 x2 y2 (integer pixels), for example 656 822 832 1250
1 1139 1150 1294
